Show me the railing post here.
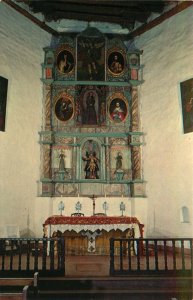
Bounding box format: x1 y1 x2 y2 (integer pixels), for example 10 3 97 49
110 238 115 276
42 239 47 271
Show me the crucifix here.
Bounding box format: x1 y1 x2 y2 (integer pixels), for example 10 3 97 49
90 194 96 215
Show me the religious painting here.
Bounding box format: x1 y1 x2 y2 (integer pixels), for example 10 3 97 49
56 45 75 75
0 76 8 132
82 140 100 179
108 93 128 123
76 85 106 126
107 48 126 76
77 36 105 81
180 78 193 133
55 93 74 122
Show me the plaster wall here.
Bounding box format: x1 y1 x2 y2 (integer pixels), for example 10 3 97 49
135 6 193 238
0 3 50 236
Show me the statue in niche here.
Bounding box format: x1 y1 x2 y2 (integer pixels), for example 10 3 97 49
58 151 67 180
115 152 124 181
82 151 99 179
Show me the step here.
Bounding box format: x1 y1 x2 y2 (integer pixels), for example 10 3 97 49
37 276 192 291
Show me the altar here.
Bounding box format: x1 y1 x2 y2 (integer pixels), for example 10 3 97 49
43 215 144 255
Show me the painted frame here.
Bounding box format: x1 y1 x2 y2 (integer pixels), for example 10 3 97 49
180 78 193 133
56 45 75 75
108 92 128 123
107 48 126 76
55 93 74 122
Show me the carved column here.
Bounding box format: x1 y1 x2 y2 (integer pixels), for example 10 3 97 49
44 84 52 131
42 145 52 179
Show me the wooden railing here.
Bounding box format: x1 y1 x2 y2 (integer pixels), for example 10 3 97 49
110 238 193 276
0 238 65 276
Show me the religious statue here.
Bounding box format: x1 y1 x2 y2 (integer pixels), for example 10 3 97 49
115 152 124 181
82 151 99 179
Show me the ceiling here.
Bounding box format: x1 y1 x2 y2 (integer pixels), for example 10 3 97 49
17 0 171 30
4 1 192 37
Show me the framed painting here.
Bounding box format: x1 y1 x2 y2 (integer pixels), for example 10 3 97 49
108 93 128 123
76 85 106 126
56 45 75 75
55 93 74 122
77 36 105 81
180 78 193 133
107 48 126 76
0 76 8 132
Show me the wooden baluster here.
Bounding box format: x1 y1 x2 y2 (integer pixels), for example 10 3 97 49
1 239 5 271
50 239 55 271
136 239 140 271
154 240 159 271
26 240 30 271
9 239 14 271
42 239 47 271
128 239 132 271
163 240 168 271
120 240 123 272
18 240 22 271
60 238 65 274
34 240 39 271
145 240 149 271
181 240 185 270
57 239 60 270
109 238 115 276
172 240 176 271
190 239 193 272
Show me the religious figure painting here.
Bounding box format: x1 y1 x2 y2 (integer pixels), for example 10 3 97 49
0 76 8 132
180 78 193 133
108 93 128 123
107 49 126 76
55 93 74 122
77 36 105 81
76 85 106 126
56 45 75 75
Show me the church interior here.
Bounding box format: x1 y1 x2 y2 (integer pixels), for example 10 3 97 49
0 0 193 299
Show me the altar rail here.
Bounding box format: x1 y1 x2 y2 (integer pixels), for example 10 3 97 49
110 238 193 276
0 238 65 276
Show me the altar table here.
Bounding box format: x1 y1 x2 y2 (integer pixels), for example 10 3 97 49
43 215 144 254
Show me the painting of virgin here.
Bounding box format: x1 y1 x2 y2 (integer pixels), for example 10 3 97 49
76 85 106 126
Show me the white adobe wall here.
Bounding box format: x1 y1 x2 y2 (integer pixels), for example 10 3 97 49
0 2 50 237
135 6 193 238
